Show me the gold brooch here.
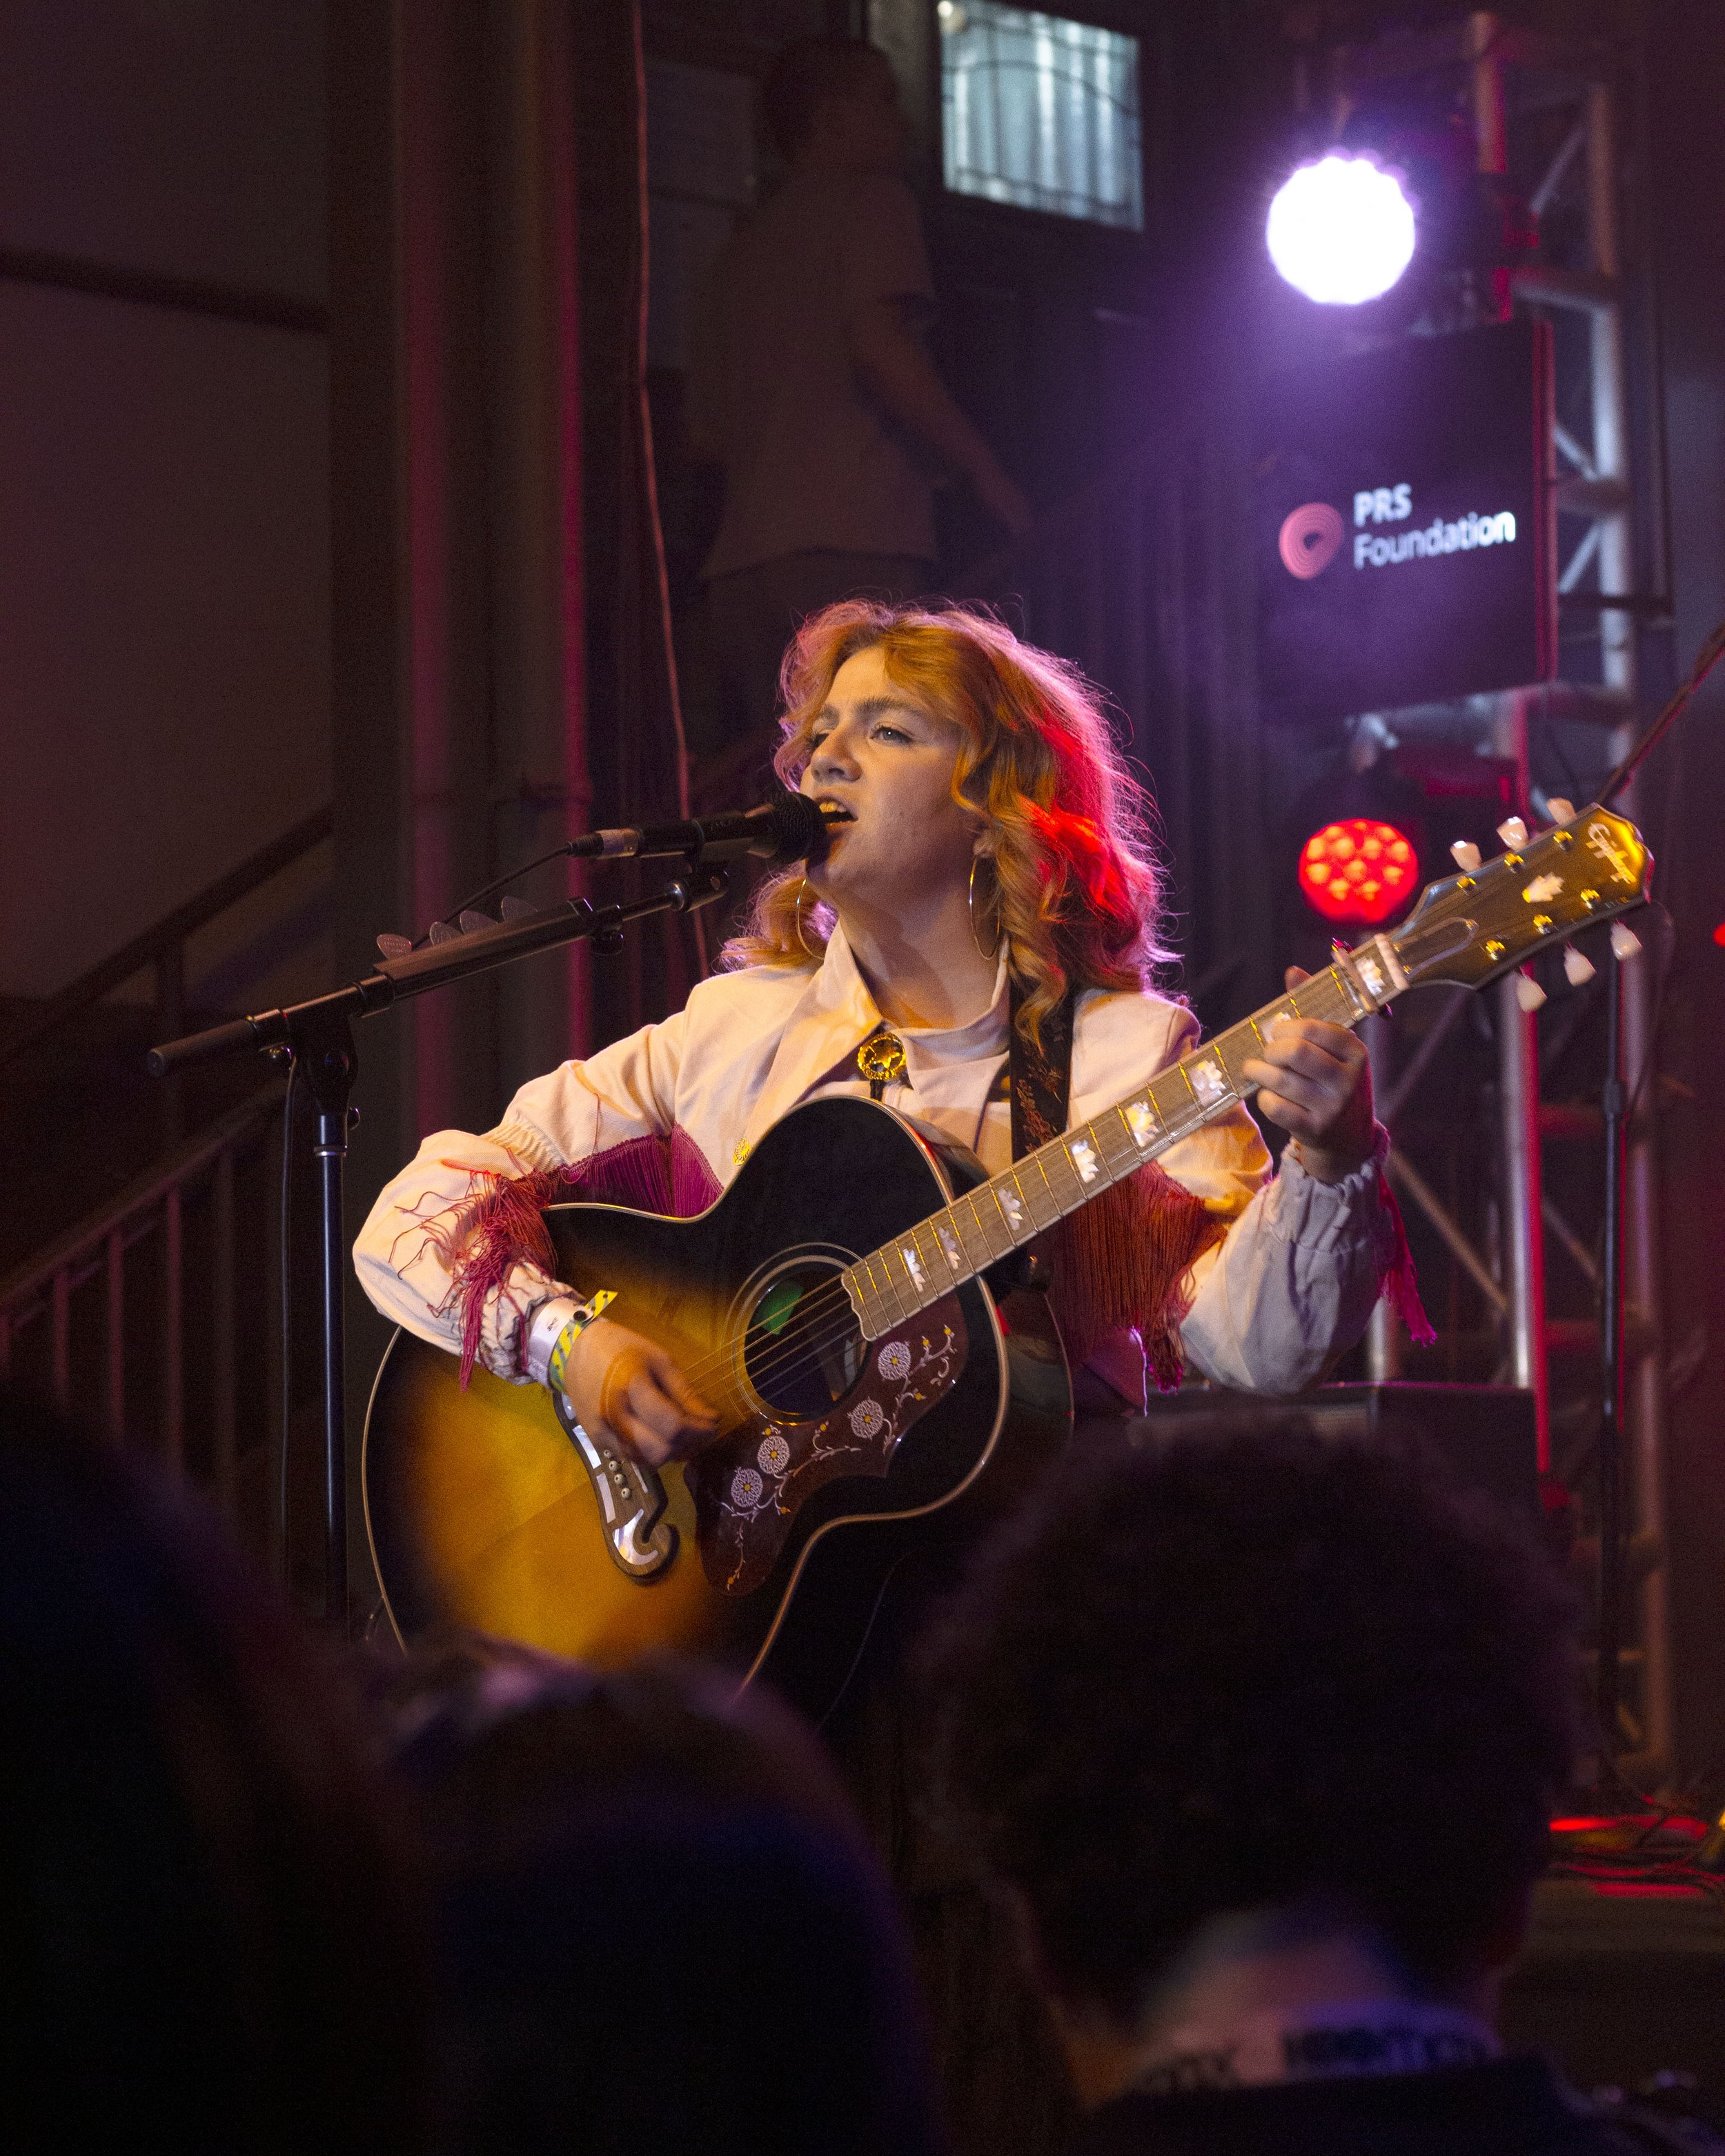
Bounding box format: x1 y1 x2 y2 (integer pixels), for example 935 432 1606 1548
856 1032 907 1088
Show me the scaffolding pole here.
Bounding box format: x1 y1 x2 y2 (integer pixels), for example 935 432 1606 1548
1336 17 1672 1774
1585 77 1671 1772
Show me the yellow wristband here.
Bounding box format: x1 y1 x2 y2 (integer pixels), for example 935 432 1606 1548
546 1290 616 1394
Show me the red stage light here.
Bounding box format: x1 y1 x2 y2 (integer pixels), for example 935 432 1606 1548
1714 922 1725 947
1299 818 1419 924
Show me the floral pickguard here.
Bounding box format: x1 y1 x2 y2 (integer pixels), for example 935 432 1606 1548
685 1296 967 1596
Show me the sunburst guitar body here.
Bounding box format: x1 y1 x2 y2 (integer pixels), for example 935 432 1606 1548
363 1098 1073 1717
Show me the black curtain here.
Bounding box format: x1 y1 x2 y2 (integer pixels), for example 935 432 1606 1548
956 373 1277 1040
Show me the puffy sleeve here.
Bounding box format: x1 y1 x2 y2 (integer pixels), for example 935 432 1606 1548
1177 1127 1401 1394
352 1007 689 1382
1073 990 1402 1397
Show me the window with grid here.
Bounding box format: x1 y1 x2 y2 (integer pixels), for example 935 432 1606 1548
938 0 1143 231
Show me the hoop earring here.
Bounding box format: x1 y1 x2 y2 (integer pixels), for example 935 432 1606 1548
969 858 999 960
794 879 820 961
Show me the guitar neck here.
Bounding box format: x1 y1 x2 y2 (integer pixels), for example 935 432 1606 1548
841 933 1407 1343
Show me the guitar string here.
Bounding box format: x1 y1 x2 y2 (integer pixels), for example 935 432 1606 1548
691 1099 1227 1407
672 1108 1192 1401
656 1098 1194 1403
671 1177 1039 1405
579 932 1491 1414
647 1085 1250 1410
653 1236 946 1405
598 867 1621 1415
680 1125 1191 1410
620 967 1362 1407
664 956 1373 1402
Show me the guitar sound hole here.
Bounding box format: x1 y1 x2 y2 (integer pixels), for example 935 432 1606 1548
742 1261 865 1419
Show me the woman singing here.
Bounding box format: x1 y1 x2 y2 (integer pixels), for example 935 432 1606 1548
355 602 1409 1458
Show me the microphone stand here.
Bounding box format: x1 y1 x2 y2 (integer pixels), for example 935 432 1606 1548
1595 939 1626 1767
146 864 731 1630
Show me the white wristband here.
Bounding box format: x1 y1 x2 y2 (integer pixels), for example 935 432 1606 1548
523 1296 584 1387
522 1289 617 1388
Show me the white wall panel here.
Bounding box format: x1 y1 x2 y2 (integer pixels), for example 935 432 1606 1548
0 1 326 304
0 282 328 995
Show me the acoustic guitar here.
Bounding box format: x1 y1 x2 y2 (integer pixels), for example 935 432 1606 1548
364 805 1651 1715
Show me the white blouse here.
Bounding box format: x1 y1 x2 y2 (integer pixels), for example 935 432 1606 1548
353 925 1398 1404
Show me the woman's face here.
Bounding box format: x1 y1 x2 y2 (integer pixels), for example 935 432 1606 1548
798 645 978 916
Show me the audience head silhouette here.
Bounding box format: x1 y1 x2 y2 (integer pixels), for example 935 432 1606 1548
388 1640 940 2156
927 1422 1577 2113
0 1387 428 2155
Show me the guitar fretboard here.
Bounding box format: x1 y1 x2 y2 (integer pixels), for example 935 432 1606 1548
840 937 1404 1342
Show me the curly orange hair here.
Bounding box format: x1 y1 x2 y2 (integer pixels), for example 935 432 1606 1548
720 600 1174 1044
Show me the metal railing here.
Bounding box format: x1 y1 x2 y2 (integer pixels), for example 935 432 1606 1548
0 805 331 1140
0 1087 288 1534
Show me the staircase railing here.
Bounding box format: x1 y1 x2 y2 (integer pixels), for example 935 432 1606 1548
0 1087 288 1541
0 803 333 1073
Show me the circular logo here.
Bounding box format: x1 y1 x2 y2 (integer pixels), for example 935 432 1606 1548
1279 501 1345 580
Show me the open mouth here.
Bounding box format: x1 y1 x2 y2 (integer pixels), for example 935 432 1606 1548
814 799 856 827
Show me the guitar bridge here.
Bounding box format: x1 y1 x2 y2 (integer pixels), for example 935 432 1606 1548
551 1394 678 1580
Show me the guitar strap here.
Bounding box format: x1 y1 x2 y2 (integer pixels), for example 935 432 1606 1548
1007 977 1075 1160
1005 976 1228 1398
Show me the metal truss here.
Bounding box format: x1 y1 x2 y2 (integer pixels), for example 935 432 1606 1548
1335 14 1671 1774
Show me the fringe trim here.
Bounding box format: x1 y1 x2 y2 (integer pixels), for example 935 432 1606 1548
559 1127 722 1219
1045 1162 1230 1395
426 1130 722 1389
1377 1169 1437 1347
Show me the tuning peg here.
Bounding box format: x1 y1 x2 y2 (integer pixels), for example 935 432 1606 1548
1546 797 1575 826
375 932 412 959
457 909 494 934
1564 945 1597 987
1611 922 1642 962
1497 817 1529 847
1515 971 1548 1013
500 895 537 920
427 918 460 945
1450 840 1482 871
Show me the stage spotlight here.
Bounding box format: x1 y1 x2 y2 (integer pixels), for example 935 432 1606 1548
1299 818 1419 926
1267 154 1416 306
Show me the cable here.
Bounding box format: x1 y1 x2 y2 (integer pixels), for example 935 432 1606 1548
1602 613 1725 805
277 1056 299 1587
1624 901 1677 1131
411 842 578 948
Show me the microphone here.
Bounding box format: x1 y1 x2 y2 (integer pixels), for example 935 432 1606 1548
566 795 839 865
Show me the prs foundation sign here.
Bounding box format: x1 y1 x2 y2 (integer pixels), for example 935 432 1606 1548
1256 320 1555 724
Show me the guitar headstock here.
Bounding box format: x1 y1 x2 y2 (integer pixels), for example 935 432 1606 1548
1388 804 1652 991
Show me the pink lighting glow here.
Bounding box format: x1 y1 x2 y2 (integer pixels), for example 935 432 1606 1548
1266 154 1417 306
1299 818 1419 925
